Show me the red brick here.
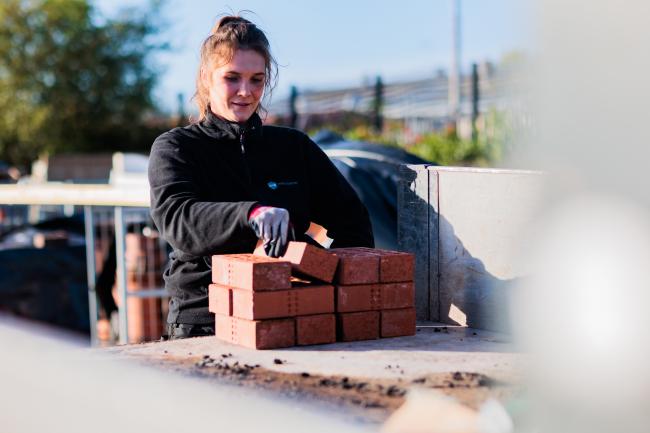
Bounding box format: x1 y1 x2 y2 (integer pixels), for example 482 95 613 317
345 247 415 283
231 285 334 320
212 254 291 291
214 314 295 349
330 248 379 284
296 314 336 346
381 308 416 338
337 311 379 342
208 284 232 316
336 284 381 312
381 282 415 309
256 241 339 283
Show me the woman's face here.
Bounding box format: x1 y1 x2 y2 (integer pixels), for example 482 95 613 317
204 49 266 123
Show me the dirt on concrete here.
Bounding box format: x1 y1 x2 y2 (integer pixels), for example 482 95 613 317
130 350 519 424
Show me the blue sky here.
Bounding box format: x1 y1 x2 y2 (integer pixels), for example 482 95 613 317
96 0 530 113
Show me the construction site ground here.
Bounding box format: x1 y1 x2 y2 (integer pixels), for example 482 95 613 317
103 323 523 425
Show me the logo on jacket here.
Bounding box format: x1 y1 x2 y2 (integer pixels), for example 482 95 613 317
267 181 298 190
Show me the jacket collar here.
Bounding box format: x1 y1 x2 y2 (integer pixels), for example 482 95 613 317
199 110 263 141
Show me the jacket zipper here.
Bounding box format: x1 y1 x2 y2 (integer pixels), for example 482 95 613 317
240 130 253 186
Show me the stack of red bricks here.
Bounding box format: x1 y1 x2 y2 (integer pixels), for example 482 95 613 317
209 242 415 349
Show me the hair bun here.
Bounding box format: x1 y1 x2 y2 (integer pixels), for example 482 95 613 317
212 16 251 34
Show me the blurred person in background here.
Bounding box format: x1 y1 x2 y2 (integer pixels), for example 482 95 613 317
148 15 373 339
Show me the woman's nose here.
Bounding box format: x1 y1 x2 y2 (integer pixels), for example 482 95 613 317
237 81 251 96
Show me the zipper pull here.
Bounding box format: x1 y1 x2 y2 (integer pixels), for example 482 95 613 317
239 130 246 155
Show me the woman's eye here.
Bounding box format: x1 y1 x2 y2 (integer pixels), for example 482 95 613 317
225 76 238 82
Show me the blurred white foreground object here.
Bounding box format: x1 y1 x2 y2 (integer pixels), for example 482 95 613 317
381 389 512 433
0 314 368 433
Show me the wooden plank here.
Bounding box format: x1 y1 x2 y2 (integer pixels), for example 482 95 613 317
0 184 149 207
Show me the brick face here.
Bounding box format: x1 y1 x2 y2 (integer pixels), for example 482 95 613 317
212 254 292 291
231 285 334 320
214 314 295 349
208 284 232 316
344 247 415 283
336 284 382 312
330 248 380 284
380 307 416 338
336 282 414 312
337 311 380 342
296 314 336 345
381 282 415 310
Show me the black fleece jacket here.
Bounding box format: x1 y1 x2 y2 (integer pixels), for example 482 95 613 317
148 111 374 324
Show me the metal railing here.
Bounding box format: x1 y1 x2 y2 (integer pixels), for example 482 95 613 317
0 183 166 346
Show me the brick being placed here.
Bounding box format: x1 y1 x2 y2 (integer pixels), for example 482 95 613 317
208 284 232 316
296 314 336 346
255 241 339 283
212 254 291 291
336 311 380 342
380 307 416 338
330 248 380 284
230 284 334 320
344 247 415 283
214 314 295 349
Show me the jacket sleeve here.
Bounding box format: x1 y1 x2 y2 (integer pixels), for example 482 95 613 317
303 135 374 248
148 133 258 257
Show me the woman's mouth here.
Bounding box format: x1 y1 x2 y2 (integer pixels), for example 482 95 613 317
231 102 251 108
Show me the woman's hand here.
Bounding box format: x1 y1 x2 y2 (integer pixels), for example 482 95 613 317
248 206 290 257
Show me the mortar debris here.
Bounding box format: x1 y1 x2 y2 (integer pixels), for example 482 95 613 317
385 385 406 397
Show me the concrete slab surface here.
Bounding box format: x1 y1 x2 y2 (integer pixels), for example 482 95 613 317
106 325 519 381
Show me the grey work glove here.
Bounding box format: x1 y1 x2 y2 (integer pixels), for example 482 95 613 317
248 206 290 257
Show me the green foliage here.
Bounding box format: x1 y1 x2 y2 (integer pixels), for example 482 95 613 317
316 110 514 167
0 0 168 167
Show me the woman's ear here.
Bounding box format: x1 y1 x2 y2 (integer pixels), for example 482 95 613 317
200 66 210 87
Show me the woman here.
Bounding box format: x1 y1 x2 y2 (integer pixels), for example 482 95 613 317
148 15 374 339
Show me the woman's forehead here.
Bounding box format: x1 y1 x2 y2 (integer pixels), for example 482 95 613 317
213 49 266 73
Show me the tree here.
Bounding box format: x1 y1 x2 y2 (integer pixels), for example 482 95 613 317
0 0 168 168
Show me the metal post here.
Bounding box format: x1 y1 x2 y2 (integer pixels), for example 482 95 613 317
373 76 384 133
83 205 98 346
289 85 298 128
114 206 129 344
471 63 480 142
448 0 462 129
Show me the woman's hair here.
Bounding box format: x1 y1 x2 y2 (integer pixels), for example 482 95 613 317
193 15 277 122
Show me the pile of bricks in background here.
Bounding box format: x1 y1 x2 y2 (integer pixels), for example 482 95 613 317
209 242 415 349
115 233 167 343
96 232 168 344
